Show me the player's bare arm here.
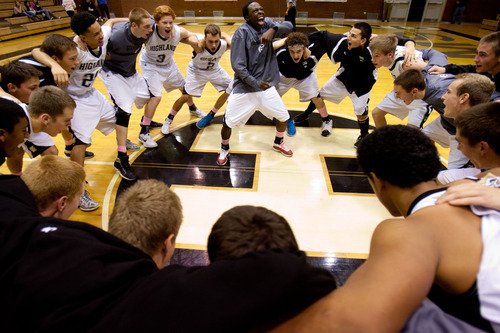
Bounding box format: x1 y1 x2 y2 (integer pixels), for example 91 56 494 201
221 31 232 49
31 48 69 87
271 219 439 332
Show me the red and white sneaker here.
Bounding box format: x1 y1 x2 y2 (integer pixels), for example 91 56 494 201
273 142 293 157
217 149 230 165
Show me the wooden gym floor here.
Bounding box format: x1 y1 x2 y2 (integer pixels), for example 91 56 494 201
0 18 492 283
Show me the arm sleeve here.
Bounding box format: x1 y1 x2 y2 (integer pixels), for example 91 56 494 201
444 64 476 74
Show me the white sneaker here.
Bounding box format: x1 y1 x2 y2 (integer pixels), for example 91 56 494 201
161 117 173 135
189 107 206 118
126 139 140 151
138 133 158 148
217 149 230 166
79 190 99 212
321 119 333 137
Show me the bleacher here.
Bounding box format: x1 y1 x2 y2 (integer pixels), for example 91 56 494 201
0 0 70 41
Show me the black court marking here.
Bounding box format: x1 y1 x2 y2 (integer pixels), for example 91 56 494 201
324 156 373 194
169 248 365 287
439 28 481 41
117 111 368 196
0 47 34 61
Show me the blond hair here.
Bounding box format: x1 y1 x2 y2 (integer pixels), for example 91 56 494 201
21 156 85 212
28 86 76 118
129 7 150 25
369 33 398 54
109 180 183 257
455 73 495 106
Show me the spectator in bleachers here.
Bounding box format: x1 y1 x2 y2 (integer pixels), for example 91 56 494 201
13 1 41 21
97 0 109 19
61 0 76 18
29 0 59 20
80 0 99 19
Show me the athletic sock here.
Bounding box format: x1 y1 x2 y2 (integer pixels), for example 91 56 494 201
140 124 149 134
118 151 127 158
188 103 197 111
304 101 316 115
321 115 330 122
221 143 229 150
358 118 369 136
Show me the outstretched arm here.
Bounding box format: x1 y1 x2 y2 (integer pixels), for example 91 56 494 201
102 17 128 28
179 27 203 53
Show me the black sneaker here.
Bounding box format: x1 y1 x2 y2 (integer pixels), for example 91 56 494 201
113 156 137 181
149 120 163 128
64 149 95 159
354 134 367 148
294 112 310 124
141 116 162 128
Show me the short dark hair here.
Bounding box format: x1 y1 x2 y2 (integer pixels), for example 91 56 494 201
394 69 426 92
0 98 27 133
455 102 500 154
71 11 97 36
0 60 42 91
207 205 299 262
242 1 256 19
204 23 221 37
357 125 442 188
353 22 372 43
40 34 77 59
480 31 500 57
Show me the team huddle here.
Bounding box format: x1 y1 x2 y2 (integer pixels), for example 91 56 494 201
0 3 499 213
2 0 500 331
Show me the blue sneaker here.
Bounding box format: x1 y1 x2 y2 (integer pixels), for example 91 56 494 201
287 118 296 136
196 113 215 129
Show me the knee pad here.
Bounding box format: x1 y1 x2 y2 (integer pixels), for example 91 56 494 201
115 108 131 127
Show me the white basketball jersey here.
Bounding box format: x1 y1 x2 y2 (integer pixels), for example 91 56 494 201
65 25 111 96
388 46 424 79
140 24 181 65
189 34 227 71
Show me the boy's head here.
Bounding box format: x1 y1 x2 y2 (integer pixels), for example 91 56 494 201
28 86 75 137
204 24 222 53
21 155 85 219
357 125 442 216
393 69 426 105
129 7 152 39
442 73 495 119
474 31 500 75
71 12 103 49
243 1 265 30
0 98 29 162
109 179 183 269
0 61 41 103
285 32 309 63
40 34 79 74
207 205 299 262
347 22 371 50
153 5 176 39
369 33 398 68
455 102 500 169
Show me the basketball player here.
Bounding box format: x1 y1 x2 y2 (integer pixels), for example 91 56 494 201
99 7 152 181
369 33 449 128
0 58 76 175
217 1 293 166
0 98 29 168
436 74 495 184
140 5 205 140
428 31 500 96
393 68 471 169
173 23 233 130
293 24 376 147
33 13 132 210
272 125 500 332
273 32 331 137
